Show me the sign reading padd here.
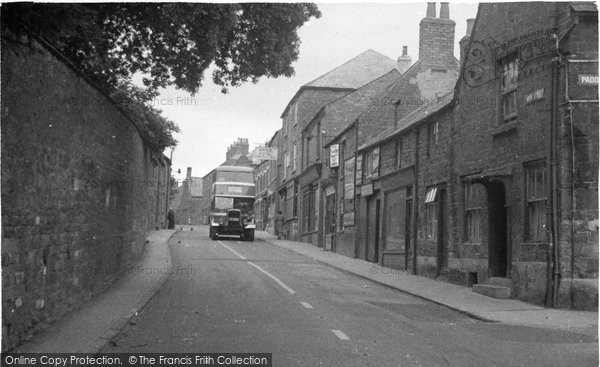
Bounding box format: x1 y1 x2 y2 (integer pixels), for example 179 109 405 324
330 144 340 168
578 74 598 85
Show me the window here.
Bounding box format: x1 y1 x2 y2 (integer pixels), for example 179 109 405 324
525 163 547 241
426 202 438 242
395 138 402 170
425 187 438 241
316 122 321 161
372 147 380 179
501 58 518 122
427 122 439 155
286 186 294 220
364 151 373 180
293 103 298 126
464 182 485 242
293 184 298 217
292 143 297 172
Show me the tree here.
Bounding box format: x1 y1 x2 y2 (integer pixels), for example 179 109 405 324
2 3 321 94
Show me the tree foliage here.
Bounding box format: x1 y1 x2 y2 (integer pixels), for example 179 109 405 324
2 3 321 94
2 3 319 152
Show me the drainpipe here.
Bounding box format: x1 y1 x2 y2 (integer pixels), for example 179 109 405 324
547 33 562 307
412 127 419 274
353 119 360 259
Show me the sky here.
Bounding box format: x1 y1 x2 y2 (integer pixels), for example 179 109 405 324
155 2 480 183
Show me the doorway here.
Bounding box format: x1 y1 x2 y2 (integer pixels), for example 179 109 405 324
366 198 381 263
488 180 508 277
436 189 447 275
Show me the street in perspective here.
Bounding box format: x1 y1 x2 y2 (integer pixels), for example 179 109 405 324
1 2 598 367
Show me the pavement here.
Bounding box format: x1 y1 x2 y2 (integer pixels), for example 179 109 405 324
254 230 598 331
15 230 177 353
13 226 597 353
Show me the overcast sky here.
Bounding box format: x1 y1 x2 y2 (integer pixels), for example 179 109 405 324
157 2 479 182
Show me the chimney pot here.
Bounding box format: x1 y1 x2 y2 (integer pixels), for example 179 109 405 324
397 46 412 74
440 2 449 19
466 18 475 36
426 2 436 18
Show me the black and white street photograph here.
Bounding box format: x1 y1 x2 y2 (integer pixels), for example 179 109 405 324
1 1 598 366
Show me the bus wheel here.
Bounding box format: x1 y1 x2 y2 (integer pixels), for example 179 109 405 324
209 227 218 240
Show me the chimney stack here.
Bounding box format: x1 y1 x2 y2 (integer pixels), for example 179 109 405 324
419 2 456 67
459 18 475 63
396 46 412 74
186 167 192 179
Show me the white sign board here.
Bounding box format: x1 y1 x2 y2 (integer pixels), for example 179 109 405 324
330 144 340 168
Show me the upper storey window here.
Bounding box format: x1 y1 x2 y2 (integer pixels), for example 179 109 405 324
500 58 518 122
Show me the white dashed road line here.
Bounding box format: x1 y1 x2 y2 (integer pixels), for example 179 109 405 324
218 240 296 295
247 262 297 295
331 330 350 340
218 241 247 260
301 302 314 309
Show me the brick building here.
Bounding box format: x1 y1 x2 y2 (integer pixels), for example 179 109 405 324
253 130 281 232
298 69 400 246
322 2 460 260
174 167 203 225
330 2 597 310
449 2 598 309
278 50 398 241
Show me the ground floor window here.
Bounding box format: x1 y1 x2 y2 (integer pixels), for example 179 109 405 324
425 187 438 242
464 182 485 242
525 162 547 241
426 202 438 242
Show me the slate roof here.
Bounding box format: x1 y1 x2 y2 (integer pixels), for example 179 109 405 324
317 69 401 145
571 2 597 13
304 49 397 89
358 91 454 152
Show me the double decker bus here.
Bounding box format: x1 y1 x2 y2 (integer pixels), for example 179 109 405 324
208 166 256 241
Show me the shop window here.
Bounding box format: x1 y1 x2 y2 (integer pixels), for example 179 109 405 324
425 187 438 242
464 182 485 242
525 163 547 242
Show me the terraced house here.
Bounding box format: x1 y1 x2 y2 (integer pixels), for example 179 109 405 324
268 2 598 310
278 49 398 241
339 2 598 309
323 2 460 261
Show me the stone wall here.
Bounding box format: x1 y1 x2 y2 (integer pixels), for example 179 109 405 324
1 35 170 350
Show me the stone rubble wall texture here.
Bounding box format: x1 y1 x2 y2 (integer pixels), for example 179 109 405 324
1 37 170 350
438 2 597 308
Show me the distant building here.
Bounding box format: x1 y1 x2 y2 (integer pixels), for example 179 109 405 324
175 167 203 225
278 49 398 241
253 130 281 232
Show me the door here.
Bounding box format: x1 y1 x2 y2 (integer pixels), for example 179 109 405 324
436 189 447 275
366 198 380 263
405 199 412 271
488 180 508 277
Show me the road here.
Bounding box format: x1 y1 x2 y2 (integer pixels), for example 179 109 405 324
102 227 598 366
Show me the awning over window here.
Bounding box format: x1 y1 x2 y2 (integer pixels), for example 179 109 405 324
425 187 438 203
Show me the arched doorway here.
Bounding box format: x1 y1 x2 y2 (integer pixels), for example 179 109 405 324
487 180 508 277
